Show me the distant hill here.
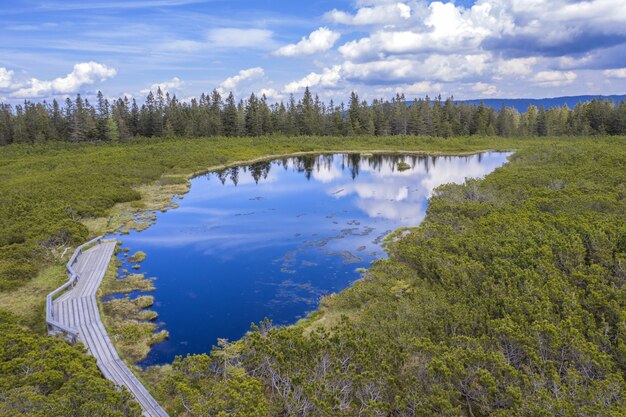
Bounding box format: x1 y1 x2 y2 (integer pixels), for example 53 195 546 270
457 95 626 113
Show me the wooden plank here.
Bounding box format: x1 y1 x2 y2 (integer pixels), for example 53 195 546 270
49 239 169 417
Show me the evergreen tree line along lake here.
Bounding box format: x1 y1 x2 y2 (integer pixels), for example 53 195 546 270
110 152 511 365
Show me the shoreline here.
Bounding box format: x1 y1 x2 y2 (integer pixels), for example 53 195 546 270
95 148 514 367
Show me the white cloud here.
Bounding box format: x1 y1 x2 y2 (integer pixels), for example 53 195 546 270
284 65 342 93
258 88 284 100
471 82 498 96
604 68 626 79
532 70 577 87
39 0 211 11
558 55 592 70
0 68 15 89
12 62 116 98
220 67 264 91
401 81 443 95
140 77 184 94
207 28 275 49
496 57 537 76
342 53 489 83
274 27 340 57
326 2 413 26
161 39 206 52
319 0 626 97
338 2 499 62
162 28 277 52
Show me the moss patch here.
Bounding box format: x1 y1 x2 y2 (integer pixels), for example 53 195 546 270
101 295 168 363
397 161 411 171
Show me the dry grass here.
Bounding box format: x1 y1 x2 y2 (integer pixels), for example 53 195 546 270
101 294 168 363
0 264 66 329
98 250 166 363
81 179 190 236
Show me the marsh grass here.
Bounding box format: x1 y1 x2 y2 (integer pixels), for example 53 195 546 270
97 250 165 363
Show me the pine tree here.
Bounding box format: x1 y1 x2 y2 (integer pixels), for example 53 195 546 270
347 92 361 135
95 91 109 141
536 106 548 136
300 87 317 135
210 89 223 136
245 93 262 136
0 104 13 145
223 93 238 137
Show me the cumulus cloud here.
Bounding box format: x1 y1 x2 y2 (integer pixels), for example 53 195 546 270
326 2 413 26
604 68 626 78
314 0 626 96
376 81 443 96
284 65 342 93
140 77 184 94
496 57 537 76
207 28 275 49
12 62 116 98
342 53 488 84
0 68 15 89
258 88 284 100
220 67 264 91
274 27 340 57
532 70 577 87
471 82 498 96
403 81 443 95
480 0 626 56
336 2 503 61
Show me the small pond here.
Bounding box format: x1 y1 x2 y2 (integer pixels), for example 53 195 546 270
109 152 511 365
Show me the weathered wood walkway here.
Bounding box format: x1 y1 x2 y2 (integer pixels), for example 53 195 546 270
47 238 169 417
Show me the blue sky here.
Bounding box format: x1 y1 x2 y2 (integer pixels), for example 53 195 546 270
1 0 626 104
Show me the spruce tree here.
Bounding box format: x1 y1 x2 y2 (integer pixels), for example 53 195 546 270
223 92 238 137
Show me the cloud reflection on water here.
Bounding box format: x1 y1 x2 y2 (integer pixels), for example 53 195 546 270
112 152 511 366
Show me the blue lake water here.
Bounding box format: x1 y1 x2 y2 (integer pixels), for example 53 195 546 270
109 152 510 366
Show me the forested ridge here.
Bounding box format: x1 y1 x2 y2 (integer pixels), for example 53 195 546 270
1 89 626 145
1 135 625 416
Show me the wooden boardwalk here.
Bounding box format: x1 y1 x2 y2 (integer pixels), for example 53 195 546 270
48 238 169 417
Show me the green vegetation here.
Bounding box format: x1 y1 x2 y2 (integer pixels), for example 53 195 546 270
102 295 168 363
0 135 625 416
156 137 626 416
0 322 142 416
397 161 411 171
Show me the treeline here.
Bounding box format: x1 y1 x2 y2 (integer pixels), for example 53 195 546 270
1 88 626 145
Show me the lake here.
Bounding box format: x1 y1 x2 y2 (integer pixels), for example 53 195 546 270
109 152 511 366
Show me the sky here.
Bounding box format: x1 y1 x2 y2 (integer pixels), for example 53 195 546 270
1 0 626 104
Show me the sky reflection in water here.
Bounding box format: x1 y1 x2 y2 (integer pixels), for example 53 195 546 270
110 152 511 366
